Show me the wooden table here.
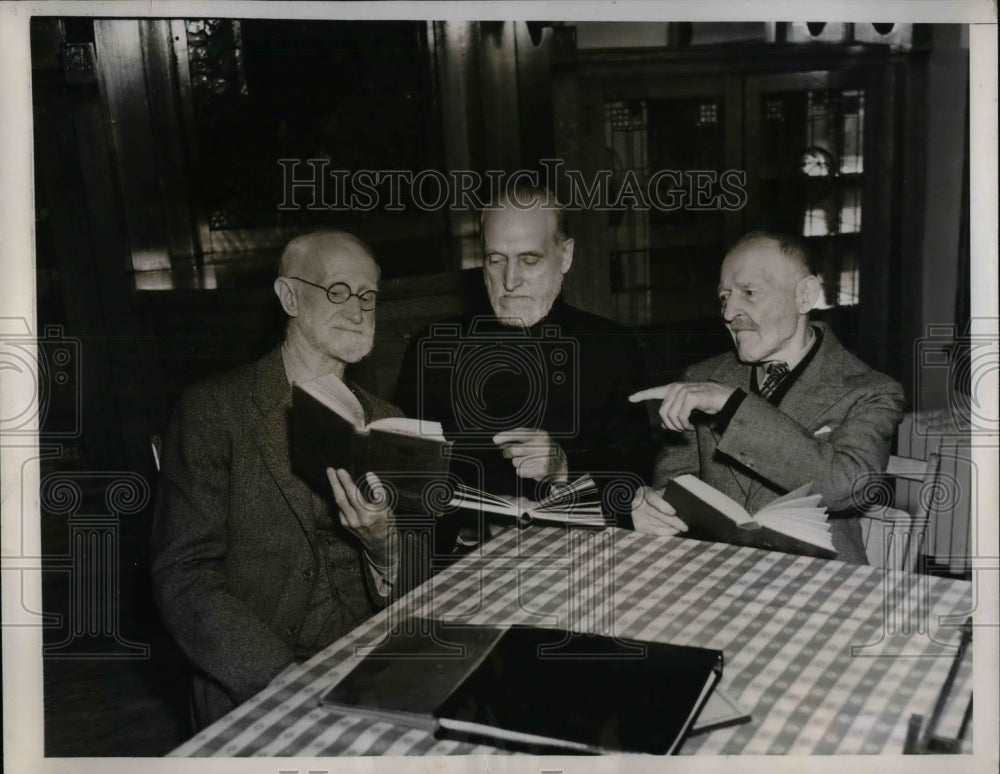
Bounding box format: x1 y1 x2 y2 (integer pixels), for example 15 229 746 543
171 525 974 756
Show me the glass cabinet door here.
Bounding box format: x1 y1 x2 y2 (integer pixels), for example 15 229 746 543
744 69 891 338
600 78 742 326
574 58 892 370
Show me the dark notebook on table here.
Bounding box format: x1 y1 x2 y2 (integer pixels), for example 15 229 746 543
319 618 723 755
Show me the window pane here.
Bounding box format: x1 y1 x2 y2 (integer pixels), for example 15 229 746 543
756 86 866 309
603 96 727 326
179 19 446 274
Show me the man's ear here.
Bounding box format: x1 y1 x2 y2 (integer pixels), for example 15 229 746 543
796 274 821 313
559 237 574 275
274 277 299 318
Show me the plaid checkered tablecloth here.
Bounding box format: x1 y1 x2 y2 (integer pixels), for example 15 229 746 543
171 525 974 756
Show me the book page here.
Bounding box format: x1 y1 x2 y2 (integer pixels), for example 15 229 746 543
449 487 520 516
768 481 817 506
524 507 606 527
764 494 824 510
449 477 606 526
758 516 831 539
297 373 366 430
366 416 445 440
535 474 598 509
756 514 834 550
761 508 830 522
436 717 597 753
528 476 606 525
758 483 825 518
535 504 604 514
690 686 752 734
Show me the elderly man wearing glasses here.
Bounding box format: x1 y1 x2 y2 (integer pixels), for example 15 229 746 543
152 231 404 729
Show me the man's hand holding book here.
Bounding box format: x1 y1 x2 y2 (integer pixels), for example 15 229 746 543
631 485 688 536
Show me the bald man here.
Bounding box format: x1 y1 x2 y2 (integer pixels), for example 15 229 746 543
630 232 904 563
152 231 403 727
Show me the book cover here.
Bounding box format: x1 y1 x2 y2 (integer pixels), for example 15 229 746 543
663 474 836 559
320 618 723 755
291 379 453 502
319 621 506 732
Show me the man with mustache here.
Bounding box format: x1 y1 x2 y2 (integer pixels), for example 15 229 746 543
395 184 654 529
152 231 403 727
630 231 904 563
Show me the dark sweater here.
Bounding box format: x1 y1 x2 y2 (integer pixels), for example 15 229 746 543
395 298 655 523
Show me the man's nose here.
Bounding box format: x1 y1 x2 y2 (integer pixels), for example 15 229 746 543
721 295 741 321
503 261 523 291
340 296 364 323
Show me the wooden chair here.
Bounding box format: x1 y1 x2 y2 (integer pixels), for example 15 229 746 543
859 453 933 572
860 410 973 575
149 432 201 735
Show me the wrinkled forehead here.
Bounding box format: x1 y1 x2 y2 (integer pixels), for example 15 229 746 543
292 236 378 286
482 203 559 246
720 242 798 288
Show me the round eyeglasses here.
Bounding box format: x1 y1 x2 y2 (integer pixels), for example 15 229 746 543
285 276 378 311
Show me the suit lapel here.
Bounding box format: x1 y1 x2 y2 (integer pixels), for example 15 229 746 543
250 348 317 547
703 323 850 509
706 354 752 392
704 356 759 501
773 323 848 428
744 323 848 507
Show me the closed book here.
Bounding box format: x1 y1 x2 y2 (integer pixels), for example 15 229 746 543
320 618 723 755
663 474 836 559
291 376 453 503
318 622 505 732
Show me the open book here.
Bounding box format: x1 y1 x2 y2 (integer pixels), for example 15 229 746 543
663 474 835 559
448 474 608 527
291 375 452 500
319 617 723 755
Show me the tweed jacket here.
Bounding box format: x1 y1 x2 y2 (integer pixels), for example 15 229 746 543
151 346 401 726
653 322 905 564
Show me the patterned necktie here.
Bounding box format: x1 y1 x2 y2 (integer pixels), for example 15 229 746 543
758 361 790 399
